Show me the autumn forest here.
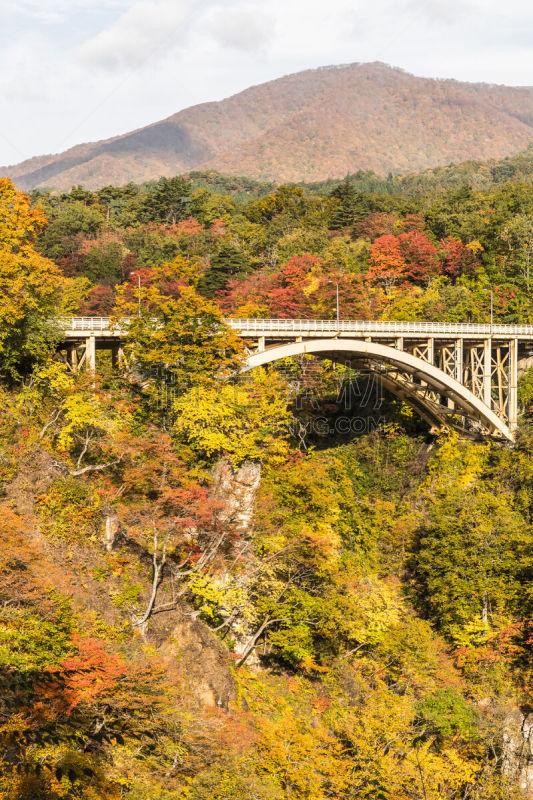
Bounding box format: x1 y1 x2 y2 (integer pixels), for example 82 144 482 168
1 144 533 799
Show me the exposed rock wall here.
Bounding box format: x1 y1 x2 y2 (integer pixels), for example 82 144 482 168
152 461 264 708
518 357 533 379
503 708 533 797
211 459 262 536
103 514 121 551
159 609 237 710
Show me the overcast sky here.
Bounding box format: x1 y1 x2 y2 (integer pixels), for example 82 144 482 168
1 0 533 166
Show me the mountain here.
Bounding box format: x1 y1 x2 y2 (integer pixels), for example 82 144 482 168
4 62 533 191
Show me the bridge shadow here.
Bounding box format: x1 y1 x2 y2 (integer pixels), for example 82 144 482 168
243 358 432 452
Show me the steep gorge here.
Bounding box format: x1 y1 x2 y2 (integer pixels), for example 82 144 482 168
2 410 533 797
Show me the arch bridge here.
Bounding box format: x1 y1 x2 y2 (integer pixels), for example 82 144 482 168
60 318 533 442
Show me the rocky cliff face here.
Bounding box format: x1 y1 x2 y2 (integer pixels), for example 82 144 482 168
211 459 262 536
160 609 237 710
503 708 533 796
143 459 264 707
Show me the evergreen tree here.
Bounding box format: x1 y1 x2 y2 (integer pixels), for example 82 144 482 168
142 176 191 224
197 244 251 298
329 180 368 229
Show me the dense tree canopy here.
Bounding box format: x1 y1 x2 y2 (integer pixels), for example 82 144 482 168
1 159 533 799
0 179 64 378
28 160 533 326
113 257 244 399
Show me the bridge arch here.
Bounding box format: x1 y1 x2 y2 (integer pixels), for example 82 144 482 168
243 339 513 441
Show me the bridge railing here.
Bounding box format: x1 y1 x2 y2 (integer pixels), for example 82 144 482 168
63 317 117 331
61 317 533 337
227 319 533 336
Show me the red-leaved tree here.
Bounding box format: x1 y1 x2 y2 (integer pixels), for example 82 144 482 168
367 231 441 291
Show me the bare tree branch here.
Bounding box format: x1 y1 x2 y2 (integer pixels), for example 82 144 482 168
236 616 290 667
76 430 92 470
133 529 171 628
39 408 62 441
71 458 122 478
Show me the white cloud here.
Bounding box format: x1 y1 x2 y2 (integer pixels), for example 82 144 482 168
1 0 533 165
398 0 476 25
0 33 56 106
0 0 128 22
203 4 275 52
78 0 195 71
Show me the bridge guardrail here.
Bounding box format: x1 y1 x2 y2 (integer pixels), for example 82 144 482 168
227 319 533 336
62 317 533 337
63 317 119 331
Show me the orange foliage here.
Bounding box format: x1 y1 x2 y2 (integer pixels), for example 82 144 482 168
51 635 126 713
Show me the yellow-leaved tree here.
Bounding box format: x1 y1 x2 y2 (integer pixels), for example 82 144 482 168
0 178 64 379
173 368 292 467
112 257 244 400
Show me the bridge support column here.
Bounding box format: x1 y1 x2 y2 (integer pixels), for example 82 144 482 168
86 336 96 373
509 338 518 431
257 337 265 353
68 344 78 372
484 338 492 408
493 346 510 419
427 338 434 365
454 339 463 384
449 339 462 412
111 344 123 369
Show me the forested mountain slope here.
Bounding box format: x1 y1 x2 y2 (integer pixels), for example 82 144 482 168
4 62 533 190
1 166 533 798
305 143 533 196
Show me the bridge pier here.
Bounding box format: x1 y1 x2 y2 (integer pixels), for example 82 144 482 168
67 344 78 372
427 337 434 365
483 338 492 408
86 336 96 373
509 339 518 431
